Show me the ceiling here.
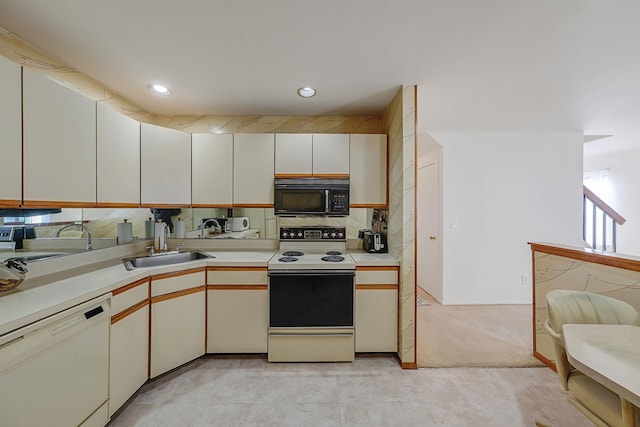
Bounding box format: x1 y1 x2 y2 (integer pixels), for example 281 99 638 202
1 0 639 157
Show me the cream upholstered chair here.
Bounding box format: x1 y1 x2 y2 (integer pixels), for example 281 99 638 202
544 289 640 427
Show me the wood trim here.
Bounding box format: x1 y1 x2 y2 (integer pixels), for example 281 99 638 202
141 203 191 208
151 267 206 280
412 85 418 369
151 285 206 303
112 277 150 296
350 203 388 209
583 185 626 224
111 299 149 324
530 243 640 272
274 173 313 179
401 361 417 370
534 351 556 371
232 203 274 208
356 266 399 271
21 200 97 208
207 284 268 290
96 202 141 208
191 204 234 209
207 266 268 272
356 284 398 290
312 174 350 179
0 199 21 207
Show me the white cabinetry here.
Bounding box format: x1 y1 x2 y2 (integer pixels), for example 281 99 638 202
97 104 140 206
109 279 149 416
233 134 274 206
349 134 387 207
23 68 96 205
274 134 349 177
206 267 268 353
150 269 205 378
192 133 233 207
275 134 312 176
355 266 398 352
0 56 21 206
141 123 191 206
312 134 349 176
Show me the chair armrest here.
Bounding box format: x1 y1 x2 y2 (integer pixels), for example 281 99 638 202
544 319 565 346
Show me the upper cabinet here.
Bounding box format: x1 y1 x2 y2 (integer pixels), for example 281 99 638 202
275 134 312 176
311 134 349 176
233 134 274 206
23 68 97 206
274 134 349 177
140 123 191 207
0 57 22 206
97 104 140 206
192 133 233 207
350 134 387 207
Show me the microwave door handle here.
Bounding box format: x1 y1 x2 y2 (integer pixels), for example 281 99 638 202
325 189 329 214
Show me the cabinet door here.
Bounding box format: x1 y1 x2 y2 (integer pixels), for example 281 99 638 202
150 289 205 378
141 123 191 206
233 134 274 206
97 104 140 206
275 134 312 176
355 288 398 352
207 288 268 353
312 134 349 176
349 134 387 207
23 68 97 205
0 56 21 206
109 304 149 416
192 133 233 207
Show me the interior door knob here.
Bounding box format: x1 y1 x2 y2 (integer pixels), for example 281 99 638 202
429 235 436 240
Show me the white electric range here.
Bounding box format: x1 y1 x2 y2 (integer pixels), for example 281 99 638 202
267 226 355 362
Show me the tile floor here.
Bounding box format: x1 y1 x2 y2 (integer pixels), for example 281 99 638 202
108 355 590 427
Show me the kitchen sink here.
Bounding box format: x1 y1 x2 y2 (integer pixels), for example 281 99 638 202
122 250 214 271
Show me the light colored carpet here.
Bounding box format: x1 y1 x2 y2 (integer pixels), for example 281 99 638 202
417 288 544 368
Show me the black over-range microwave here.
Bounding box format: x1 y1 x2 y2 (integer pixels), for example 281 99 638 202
274 178 350 216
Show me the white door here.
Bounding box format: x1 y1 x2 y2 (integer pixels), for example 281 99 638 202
417 161 442 302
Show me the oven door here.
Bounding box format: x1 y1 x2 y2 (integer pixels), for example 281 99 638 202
269 270 354 327
274 187 327 215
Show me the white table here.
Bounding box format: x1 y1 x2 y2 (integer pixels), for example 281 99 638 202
563 324 640 426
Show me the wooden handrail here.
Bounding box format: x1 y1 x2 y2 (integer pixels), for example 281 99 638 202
583 185 626 225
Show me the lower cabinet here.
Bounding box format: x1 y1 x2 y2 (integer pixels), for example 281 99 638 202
355 266 399 353
109 278 150 417
150 269 206 378
206 267 268 353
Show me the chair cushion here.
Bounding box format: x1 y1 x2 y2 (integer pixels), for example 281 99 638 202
568 371 621 427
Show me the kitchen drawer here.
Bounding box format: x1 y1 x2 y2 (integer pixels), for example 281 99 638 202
268 329 354 362
355 267 399 285
151 269 205 297
112 279 149 315
207 267 267 285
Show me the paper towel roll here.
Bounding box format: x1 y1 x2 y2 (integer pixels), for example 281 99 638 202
145 219 155 239
117 220 133 244
155 222 167 251
174 220 186 239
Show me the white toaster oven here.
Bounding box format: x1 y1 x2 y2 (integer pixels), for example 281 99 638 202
230 217 249 232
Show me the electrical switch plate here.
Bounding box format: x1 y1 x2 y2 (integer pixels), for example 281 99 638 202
521 274 529 284
450 219 458 229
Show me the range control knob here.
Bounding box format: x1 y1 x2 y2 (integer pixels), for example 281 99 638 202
338 232 344 238
330 232 336 238
282 232 288 238
323 232 329 238
297 232 303 238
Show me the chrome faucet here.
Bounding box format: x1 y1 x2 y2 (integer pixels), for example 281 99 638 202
55 223 92 250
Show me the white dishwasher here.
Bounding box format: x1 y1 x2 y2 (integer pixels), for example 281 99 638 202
0 294 111 427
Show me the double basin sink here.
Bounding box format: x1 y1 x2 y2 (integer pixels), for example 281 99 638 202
122 250 214 271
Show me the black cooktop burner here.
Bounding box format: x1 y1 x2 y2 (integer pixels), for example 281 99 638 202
278 256 298 262
321 255 344 263
325 251 342 256
282 251 304 257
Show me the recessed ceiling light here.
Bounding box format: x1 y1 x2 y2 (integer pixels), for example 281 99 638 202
297 86 316 98
148 83 172 95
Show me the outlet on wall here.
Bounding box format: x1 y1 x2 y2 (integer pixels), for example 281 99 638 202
521 274 530 284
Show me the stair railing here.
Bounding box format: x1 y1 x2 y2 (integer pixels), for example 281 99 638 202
583 185 626 252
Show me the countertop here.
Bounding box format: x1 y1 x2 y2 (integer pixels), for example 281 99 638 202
0 248 398 337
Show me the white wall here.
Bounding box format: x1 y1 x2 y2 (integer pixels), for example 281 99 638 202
424 131 584 304
584 149 640 256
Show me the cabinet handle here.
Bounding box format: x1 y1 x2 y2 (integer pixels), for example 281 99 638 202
429 235 436 240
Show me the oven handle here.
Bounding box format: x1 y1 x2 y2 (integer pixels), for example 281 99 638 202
325 189 329 213
269 333 353 337
268 269 355 276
